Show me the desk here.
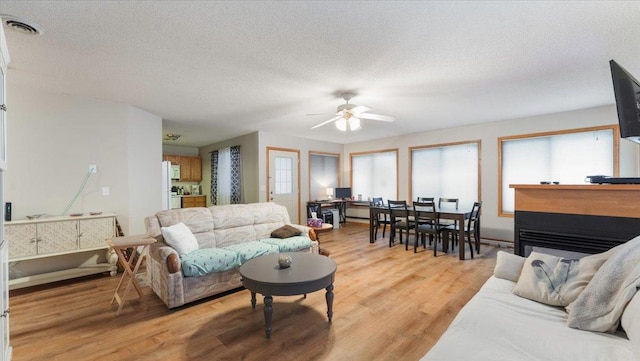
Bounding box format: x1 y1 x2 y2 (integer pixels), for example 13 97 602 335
369 206 472 260
308 200 349 224
107 235 156 315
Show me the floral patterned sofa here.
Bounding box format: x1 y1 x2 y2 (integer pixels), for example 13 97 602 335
144 202 319 308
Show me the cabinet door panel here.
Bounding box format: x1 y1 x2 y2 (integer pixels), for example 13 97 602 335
179 156 192 181
37 221 78 254
79 217 115 249
5 224 37 259
191 156 202 182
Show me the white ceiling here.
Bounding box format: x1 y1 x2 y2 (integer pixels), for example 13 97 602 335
1 1 639 147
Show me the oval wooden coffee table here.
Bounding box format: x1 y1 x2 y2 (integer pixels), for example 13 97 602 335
239 252 337 338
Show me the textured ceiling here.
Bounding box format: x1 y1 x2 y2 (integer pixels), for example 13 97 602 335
1 1 640 147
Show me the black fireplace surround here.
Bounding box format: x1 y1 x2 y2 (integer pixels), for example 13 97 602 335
514 211 640 256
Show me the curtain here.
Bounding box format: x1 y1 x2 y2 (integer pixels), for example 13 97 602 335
210 145 242 205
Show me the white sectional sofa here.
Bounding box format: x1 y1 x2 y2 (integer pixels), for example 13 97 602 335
422 242 640 361
144 202 318 309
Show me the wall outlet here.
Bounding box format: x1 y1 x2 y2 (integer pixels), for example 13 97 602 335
102 187 110 196
89 164 97 173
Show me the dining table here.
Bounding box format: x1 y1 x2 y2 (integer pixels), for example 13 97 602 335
368 205 472 260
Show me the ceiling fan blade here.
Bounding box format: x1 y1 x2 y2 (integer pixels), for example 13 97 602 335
306 112 337 116
358 113 395 122
351 105 372 114
311 115 342 129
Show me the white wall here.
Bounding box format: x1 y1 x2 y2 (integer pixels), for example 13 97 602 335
6 83 163 235
162 144 199 156
344 105 640 242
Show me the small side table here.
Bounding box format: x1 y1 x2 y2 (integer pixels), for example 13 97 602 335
107 235 156 316
310 223 333 256
310 223 333 242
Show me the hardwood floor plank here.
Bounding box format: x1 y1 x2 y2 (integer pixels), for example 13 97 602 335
9 222 499 360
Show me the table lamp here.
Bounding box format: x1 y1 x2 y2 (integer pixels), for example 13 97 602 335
326 188 334 200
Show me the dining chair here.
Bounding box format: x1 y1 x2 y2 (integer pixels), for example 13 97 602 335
412 201 445 255
438 197 459 249
444 201 482 259
371 197 390 239
415 197 436 225
388 200 414 249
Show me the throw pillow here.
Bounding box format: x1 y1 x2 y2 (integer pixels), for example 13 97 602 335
161 222 199 256
512 251 608 307
567 236 640 332
270 224 302 239
493 251 526 282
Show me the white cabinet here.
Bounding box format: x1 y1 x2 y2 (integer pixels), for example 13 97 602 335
6 214 118 289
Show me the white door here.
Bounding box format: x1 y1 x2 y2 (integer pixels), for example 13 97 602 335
268 149 300 224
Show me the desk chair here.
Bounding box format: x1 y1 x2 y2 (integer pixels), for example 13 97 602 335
307 202 333 225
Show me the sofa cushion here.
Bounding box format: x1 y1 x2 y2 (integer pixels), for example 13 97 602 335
180 248 241 277
493 251 525 282
223 241 279 263
260 236 312 252
161 222 199 256
156 207 213 233
622 291 640 360
270 224 302 239
513 251 607 306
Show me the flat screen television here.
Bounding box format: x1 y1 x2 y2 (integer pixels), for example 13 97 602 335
610 60 640 143
335 187 352 199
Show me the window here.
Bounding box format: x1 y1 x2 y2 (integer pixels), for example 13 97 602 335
275 156 293 194
410 141 480 209
309 152 339 200
499 126 618 215
351 149 398 202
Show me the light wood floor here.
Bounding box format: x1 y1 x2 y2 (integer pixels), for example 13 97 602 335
9 223 499 361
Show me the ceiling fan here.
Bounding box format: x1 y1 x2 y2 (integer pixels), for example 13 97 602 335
310 93 395 131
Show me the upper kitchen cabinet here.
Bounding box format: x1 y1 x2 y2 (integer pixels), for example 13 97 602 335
163 155 202 182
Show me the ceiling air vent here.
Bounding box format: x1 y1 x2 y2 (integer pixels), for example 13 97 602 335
1 14 44 35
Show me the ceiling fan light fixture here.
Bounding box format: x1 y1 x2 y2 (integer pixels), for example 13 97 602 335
349 117 361 131
164 133 181 141
335 118 347 131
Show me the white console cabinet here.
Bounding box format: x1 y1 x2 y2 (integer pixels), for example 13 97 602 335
5 213 118 289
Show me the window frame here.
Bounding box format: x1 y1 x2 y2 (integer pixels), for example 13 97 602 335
497 125 620 217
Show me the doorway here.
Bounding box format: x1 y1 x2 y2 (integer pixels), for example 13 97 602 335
267 147 300 224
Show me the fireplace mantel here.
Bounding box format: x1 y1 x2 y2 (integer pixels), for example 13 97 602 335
510 184 640 256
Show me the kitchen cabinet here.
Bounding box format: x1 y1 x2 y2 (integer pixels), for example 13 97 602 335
182 196 206 208
162 155 202 182
5 214 118 289
163 155 179 165
180 157 192 181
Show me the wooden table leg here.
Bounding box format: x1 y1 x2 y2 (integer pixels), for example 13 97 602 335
264 295 273 339
325 284 334 323
112 246 147 315
457 215 465 260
